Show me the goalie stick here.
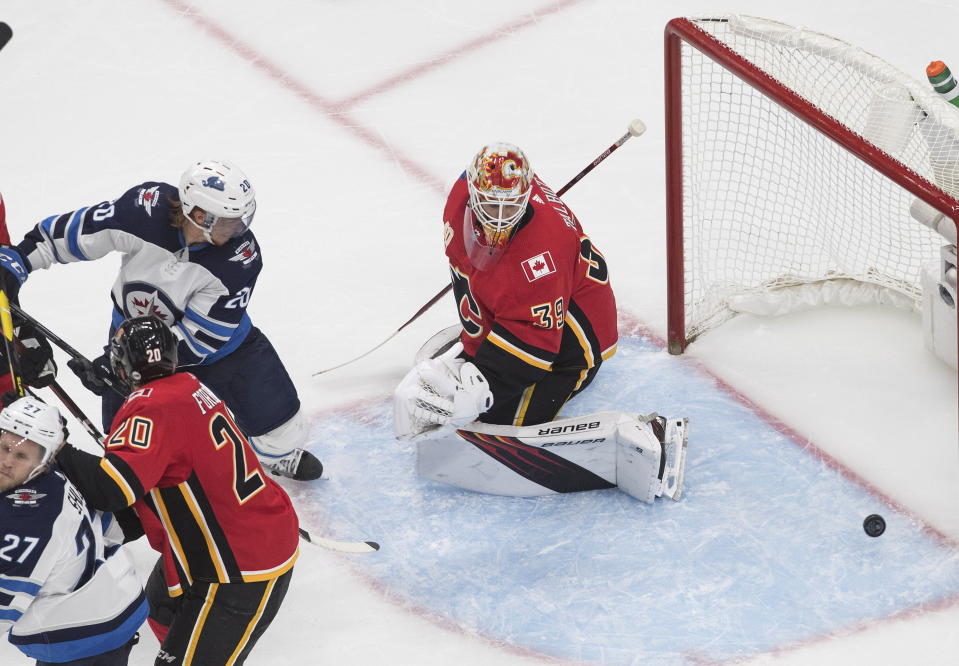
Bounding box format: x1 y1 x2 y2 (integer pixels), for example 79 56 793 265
0 23 11 53
312 119 648 376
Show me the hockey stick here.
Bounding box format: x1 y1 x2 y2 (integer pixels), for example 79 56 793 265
297 527 380 554
0 285 25 398
312 119 647 376
9 303 127 397
0 23 11 52
47 380 105 447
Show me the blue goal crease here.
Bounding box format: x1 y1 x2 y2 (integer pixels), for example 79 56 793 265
292 334 959 666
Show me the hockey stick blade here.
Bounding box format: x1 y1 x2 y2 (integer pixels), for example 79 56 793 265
298 527 380 554
0 23 12 52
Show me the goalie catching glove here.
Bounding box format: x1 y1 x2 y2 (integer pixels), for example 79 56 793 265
393 342 493 440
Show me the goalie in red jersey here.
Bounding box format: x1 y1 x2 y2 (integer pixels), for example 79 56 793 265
394 143 688 504
55 315 298 666
438 142 617 426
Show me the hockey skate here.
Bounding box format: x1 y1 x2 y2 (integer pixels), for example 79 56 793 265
262 448 324 481
643 414 689 501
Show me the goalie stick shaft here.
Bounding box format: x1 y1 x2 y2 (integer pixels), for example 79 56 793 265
312 119 647 376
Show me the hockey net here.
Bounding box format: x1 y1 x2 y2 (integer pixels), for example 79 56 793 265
665 15 959 353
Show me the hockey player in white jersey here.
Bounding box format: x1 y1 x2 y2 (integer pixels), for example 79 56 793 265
394 335 689 502
0 396 146 664
0 160 321 480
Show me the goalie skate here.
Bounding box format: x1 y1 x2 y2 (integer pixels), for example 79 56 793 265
649 415 688 501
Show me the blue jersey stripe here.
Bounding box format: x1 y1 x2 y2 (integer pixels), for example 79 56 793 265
0 578 42 596
184 307 237 338
0 608 23 622
67 207 90 261
201 314 251 364
11 596 146 662
39 215 65 264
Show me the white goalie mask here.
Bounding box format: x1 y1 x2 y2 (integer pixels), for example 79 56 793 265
465 143 533 262
0 396 65 483
178 159 257 243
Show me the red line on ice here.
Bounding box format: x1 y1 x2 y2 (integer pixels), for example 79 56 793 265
335 0 592 110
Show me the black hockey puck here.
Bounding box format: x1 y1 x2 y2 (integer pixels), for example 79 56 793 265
863 514 886 537
0 23 11 52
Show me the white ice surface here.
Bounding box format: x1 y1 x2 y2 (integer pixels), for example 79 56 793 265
0 1 957 664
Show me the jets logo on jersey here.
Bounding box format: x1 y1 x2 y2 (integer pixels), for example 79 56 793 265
229 239 258 266
521 251 556 282
122 283 180 322
5 488 46 507
202 176 226 191
136 186 161 217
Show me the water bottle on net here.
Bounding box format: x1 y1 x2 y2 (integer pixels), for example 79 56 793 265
927 61 959 108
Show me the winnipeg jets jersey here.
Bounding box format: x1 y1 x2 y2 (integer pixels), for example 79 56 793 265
15 182 263 366
0 469 146 662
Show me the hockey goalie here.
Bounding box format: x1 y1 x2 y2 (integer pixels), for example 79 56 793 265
393 142 687 503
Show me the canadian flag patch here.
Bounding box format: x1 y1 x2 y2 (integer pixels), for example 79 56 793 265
521 251 556 282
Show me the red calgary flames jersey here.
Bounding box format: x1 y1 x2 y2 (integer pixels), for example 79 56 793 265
443 173 618 376
99 372 299 593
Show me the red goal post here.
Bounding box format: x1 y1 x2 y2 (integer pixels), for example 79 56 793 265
665 16 959 365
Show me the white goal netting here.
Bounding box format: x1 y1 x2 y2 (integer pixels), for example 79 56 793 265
672 15 959 344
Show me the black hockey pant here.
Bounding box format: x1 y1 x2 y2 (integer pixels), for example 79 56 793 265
480 362 602 426
146 560 292 666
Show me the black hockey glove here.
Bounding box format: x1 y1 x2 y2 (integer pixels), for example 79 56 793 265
67 353 120 397
1 390 18 407
15 322 57 388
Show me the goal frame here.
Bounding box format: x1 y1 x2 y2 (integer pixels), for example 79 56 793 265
664 16 959 359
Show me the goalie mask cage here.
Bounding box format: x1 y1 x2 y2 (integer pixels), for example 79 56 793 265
665 15 959 362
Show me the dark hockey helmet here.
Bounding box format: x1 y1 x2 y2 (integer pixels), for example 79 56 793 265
110 315 178 386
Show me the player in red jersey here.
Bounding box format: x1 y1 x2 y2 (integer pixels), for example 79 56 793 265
438 142 618 426
55 315 298 666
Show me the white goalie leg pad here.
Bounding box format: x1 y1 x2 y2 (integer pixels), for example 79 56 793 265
416 411 623 496
615 416 663 503
615 414 689 503
248 408 309 458
393 342 493 441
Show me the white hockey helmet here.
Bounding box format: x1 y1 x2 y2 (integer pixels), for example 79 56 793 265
0 396 65 482
178 159 257 241
466 142 533 249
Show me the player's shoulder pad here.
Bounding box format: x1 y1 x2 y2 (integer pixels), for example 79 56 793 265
111 181 178 223
91 181 181 248
0 468 66 520
185 230 262 297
